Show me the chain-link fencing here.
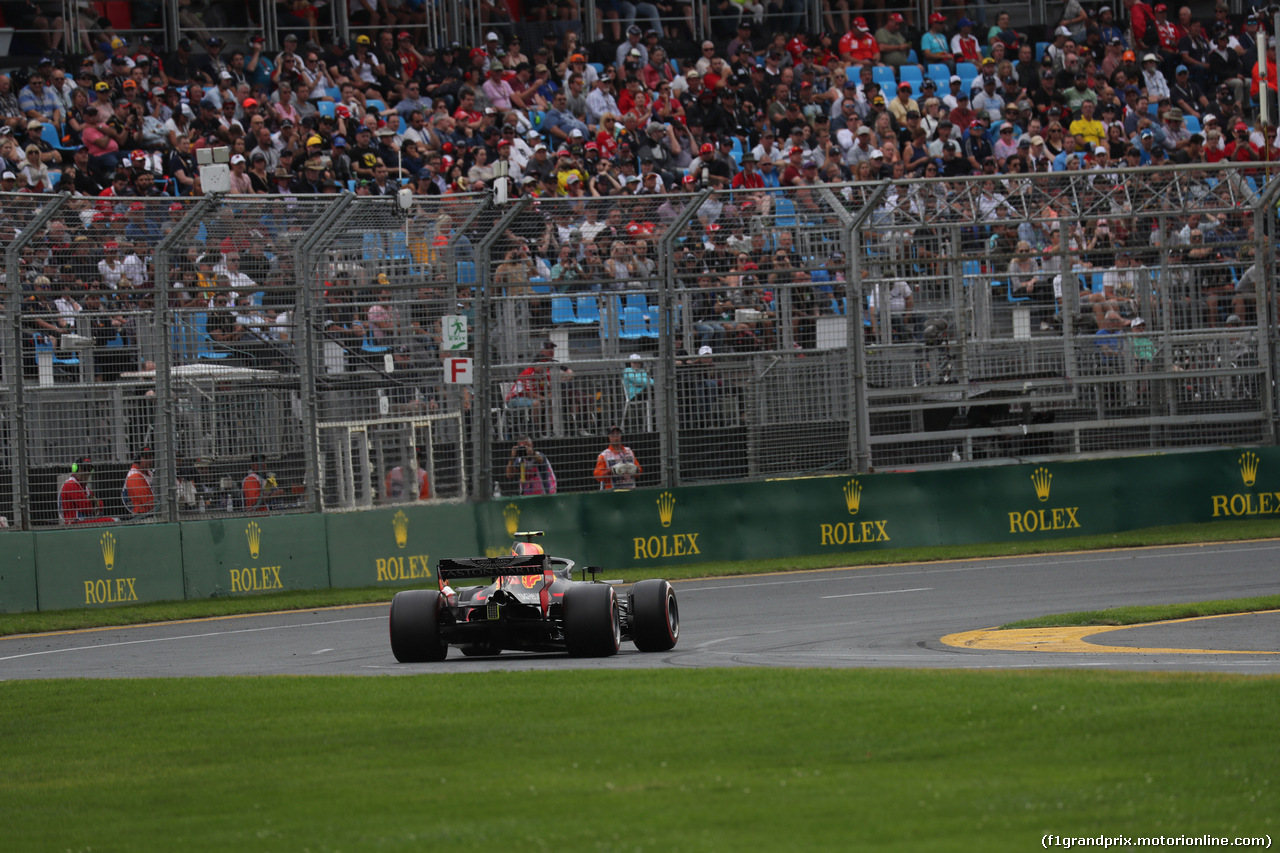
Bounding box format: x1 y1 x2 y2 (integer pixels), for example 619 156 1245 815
2 165 1276 529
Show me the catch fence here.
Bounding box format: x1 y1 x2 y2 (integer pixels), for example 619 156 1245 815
2 164 1276 529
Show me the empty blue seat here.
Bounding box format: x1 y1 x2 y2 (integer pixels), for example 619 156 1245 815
774 198 797 227
457 261 476 285
317 101 336 119
574 296 600 324
619 305 653 339
551 296 576 324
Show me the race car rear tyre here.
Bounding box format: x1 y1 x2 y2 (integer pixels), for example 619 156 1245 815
563 583 620 657
629 579 679 652
389 589 448 662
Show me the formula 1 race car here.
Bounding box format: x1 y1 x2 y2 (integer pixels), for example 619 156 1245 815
388 533 679 662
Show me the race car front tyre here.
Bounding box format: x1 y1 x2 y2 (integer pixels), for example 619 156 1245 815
563 583 621 657
389 589 449 662
629 579 679 652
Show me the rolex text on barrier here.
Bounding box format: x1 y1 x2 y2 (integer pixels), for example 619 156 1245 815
324 503 479 588
33 525 185 610
180 515 329 598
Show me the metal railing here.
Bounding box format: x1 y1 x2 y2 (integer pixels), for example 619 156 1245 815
2 162 1276 528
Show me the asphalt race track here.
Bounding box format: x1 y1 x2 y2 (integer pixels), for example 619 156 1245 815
2 541 1278 679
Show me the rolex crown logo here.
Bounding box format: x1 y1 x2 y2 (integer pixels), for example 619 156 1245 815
844 479 862 515
1240 452 1259 488
1031 467 1052 503
100 531 116 572
246 521 262 560
503 504 520 537
392 510 409 549
657 491 676 527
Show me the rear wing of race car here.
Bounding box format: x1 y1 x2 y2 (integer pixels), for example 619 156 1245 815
437 554 548 580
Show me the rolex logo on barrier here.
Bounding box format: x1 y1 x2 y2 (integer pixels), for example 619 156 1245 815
821 477 889 546
633 490 701 560
85 531 138 605
246 521 262 560
1240 452 1259 488
231 521 283 593
392 510 409 549
844 479 862 515
504 503 520 537
1210 451 1278 518
657 491 676 527
1009 465 1080 533
1031 467 1052 503
100 532 116 571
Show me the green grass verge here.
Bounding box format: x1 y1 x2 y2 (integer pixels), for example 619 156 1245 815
2 670 1274 853
4 517 1278 638
1002 593 1280 629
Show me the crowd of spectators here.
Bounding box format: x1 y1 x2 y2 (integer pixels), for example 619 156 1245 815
2 4 1272 376
1 3 1277 204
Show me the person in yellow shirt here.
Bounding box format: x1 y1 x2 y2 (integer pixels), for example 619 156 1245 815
1068 99 1105 148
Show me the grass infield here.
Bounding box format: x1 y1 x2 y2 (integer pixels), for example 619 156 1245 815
1002 594 1280 629
3 517 1278 637
2 670 1276 852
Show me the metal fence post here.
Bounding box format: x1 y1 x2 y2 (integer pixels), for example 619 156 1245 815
1253 177 1280 442
6 194 69 530
151 196 218 524
837 183 887 474
657 189 712 488
294 194 356 513
474 196 531 501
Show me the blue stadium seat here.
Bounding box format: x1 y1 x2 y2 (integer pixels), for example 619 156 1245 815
457 261 476 285
574 296 600 324
872 66 897 91
774 197 797 227
956 62 978 81
1184 116 1201 133
1035 42 1049 62
619 305 654 339
551 296 577 324
317 101 336 119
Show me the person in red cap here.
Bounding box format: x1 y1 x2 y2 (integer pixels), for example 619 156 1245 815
688 140 731 188
839 18 880 64
1223 121 1259 161
1151 4 1181 66
922 12 956 69
875 12 913 68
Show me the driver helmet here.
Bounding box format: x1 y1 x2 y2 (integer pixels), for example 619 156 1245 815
511 542 544 556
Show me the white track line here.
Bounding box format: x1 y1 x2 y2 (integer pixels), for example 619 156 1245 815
822 587 933 600
0 616 382 663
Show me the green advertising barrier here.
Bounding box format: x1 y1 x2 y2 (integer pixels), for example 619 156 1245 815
325 502 479 589
34 524 185 610
570 448 1280 569
181 514 330 599
16 448 1280 613
475 493 592 562
0 532 38 614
